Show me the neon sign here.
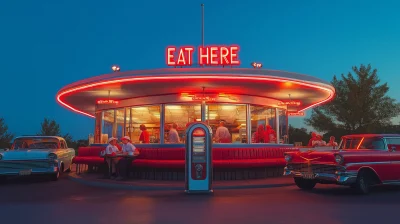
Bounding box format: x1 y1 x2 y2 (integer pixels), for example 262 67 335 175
96 99 119 105
166 45 240 66
288 112 305 116
251 62 262 68
278 101 301 106
192 94 217 102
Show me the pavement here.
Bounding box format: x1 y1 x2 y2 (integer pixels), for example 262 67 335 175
1 173 400 224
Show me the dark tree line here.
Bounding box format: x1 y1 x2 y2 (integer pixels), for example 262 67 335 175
0 118 88 149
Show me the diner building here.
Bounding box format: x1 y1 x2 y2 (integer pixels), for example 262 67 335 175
58 45 336 180
57 50 335 146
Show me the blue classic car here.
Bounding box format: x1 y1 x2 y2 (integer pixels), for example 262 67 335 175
0 136 75 181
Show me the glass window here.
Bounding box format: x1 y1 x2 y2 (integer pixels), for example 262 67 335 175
205 104 247 144
386 138 400 145
115 108 125 140
60 140 66 149
279 109 288 144
250 106 277 143
94 111 102 143
128 106 160 144
165 104 201 143
102 109 115 143
339 137 386 150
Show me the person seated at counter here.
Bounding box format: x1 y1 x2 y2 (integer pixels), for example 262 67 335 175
116 136 139 181
252 124 266 143
105 137 120 179
214 121 232 143
265 125 277 143
308 132 318 146
326 136 338 147
167 123 180 143
139 124 150 143
312 135 327 147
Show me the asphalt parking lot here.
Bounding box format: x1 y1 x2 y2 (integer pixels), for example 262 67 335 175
1 175 400 224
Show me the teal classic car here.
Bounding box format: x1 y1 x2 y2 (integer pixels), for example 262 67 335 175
0 136 75 182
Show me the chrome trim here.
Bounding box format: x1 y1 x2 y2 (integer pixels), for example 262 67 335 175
382 181 400 185
346 161 391 166
284 167 357 185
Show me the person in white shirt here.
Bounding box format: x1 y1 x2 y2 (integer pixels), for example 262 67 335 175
214 121 232 143
116 136 139 180
168 123 180 143
327 136 338 148
105 137 120 179
312 135 327 147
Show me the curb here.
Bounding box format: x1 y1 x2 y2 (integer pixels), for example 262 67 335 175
68 173 294 191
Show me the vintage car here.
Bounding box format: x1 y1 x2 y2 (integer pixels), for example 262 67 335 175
284 134 400 194
0 136 75 181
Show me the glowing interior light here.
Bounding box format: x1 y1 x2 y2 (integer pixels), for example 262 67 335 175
166 105 182 110
221 105 236 110
132 107 148 111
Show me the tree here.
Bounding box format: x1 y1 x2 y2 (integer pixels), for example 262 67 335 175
37 118 84 150
0 118 14 148
288 125 310 146
305 64 400 136
38 118 61 136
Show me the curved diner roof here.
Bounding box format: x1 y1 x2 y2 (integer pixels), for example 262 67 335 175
56 68 335 118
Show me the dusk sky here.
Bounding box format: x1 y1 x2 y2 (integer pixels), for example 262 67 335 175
1 0 400 140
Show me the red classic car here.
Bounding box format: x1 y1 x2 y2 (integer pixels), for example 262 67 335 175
283 134 400 194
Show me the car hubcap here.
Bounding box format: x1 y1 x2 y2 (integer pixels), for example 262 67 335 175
360 177 367 191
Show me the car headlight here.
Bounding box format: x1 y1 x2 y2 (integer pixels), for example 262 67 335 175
335 154 344 165
48 153 57 160
284 154 292 162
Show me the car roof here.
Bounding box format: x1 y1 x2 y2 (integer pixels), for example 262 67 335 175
15 136 64 140
343 134 400 138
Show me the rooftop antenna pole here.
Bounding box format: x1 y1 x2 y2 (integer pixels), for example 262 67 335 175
201 3 204 47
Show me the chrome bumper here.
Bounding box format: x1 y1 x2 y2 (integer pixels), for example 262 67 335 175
0 160 59 176
0 167 59 176
283 167 357 185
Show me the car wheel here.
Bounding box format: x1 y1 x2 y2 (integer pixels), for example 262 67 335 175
355 170 370 194
65 163 71 173
50 171 60 181
294 177 316 190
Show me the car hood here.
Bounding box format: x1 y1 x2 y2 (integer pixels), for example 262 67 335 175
0 149 54 160
289 150 339 164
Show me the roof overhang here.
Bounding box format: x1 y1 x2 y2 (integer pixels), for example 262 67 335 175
56 68 335 118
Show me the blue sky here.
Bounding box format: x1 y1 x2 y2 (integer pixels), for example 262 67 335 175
1 0 400 139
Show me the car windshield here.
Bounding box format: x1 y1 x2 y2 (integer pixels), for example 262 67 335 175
338 137 386 150
12 138 59 150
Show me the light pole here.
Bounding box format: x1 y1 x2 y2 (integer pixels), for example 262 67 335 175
111 65 120 72
201 3 204 47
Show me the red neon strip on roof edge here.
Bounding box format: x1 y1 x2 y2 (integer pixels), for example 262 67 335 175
56 75 335 118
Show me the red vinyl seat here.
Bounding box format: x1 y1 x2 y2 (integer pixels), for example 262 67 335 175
72 145 298 169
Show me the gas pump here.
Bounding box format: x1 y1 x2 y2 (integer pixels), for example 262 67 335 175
185 122 213 194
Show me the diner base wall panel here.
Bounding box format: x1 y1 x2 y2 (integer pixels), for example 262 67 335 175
128 167 284 181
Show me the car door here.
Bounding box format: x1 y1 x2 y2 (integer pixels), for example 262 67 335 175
59 140 69 171
385 137 400 181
